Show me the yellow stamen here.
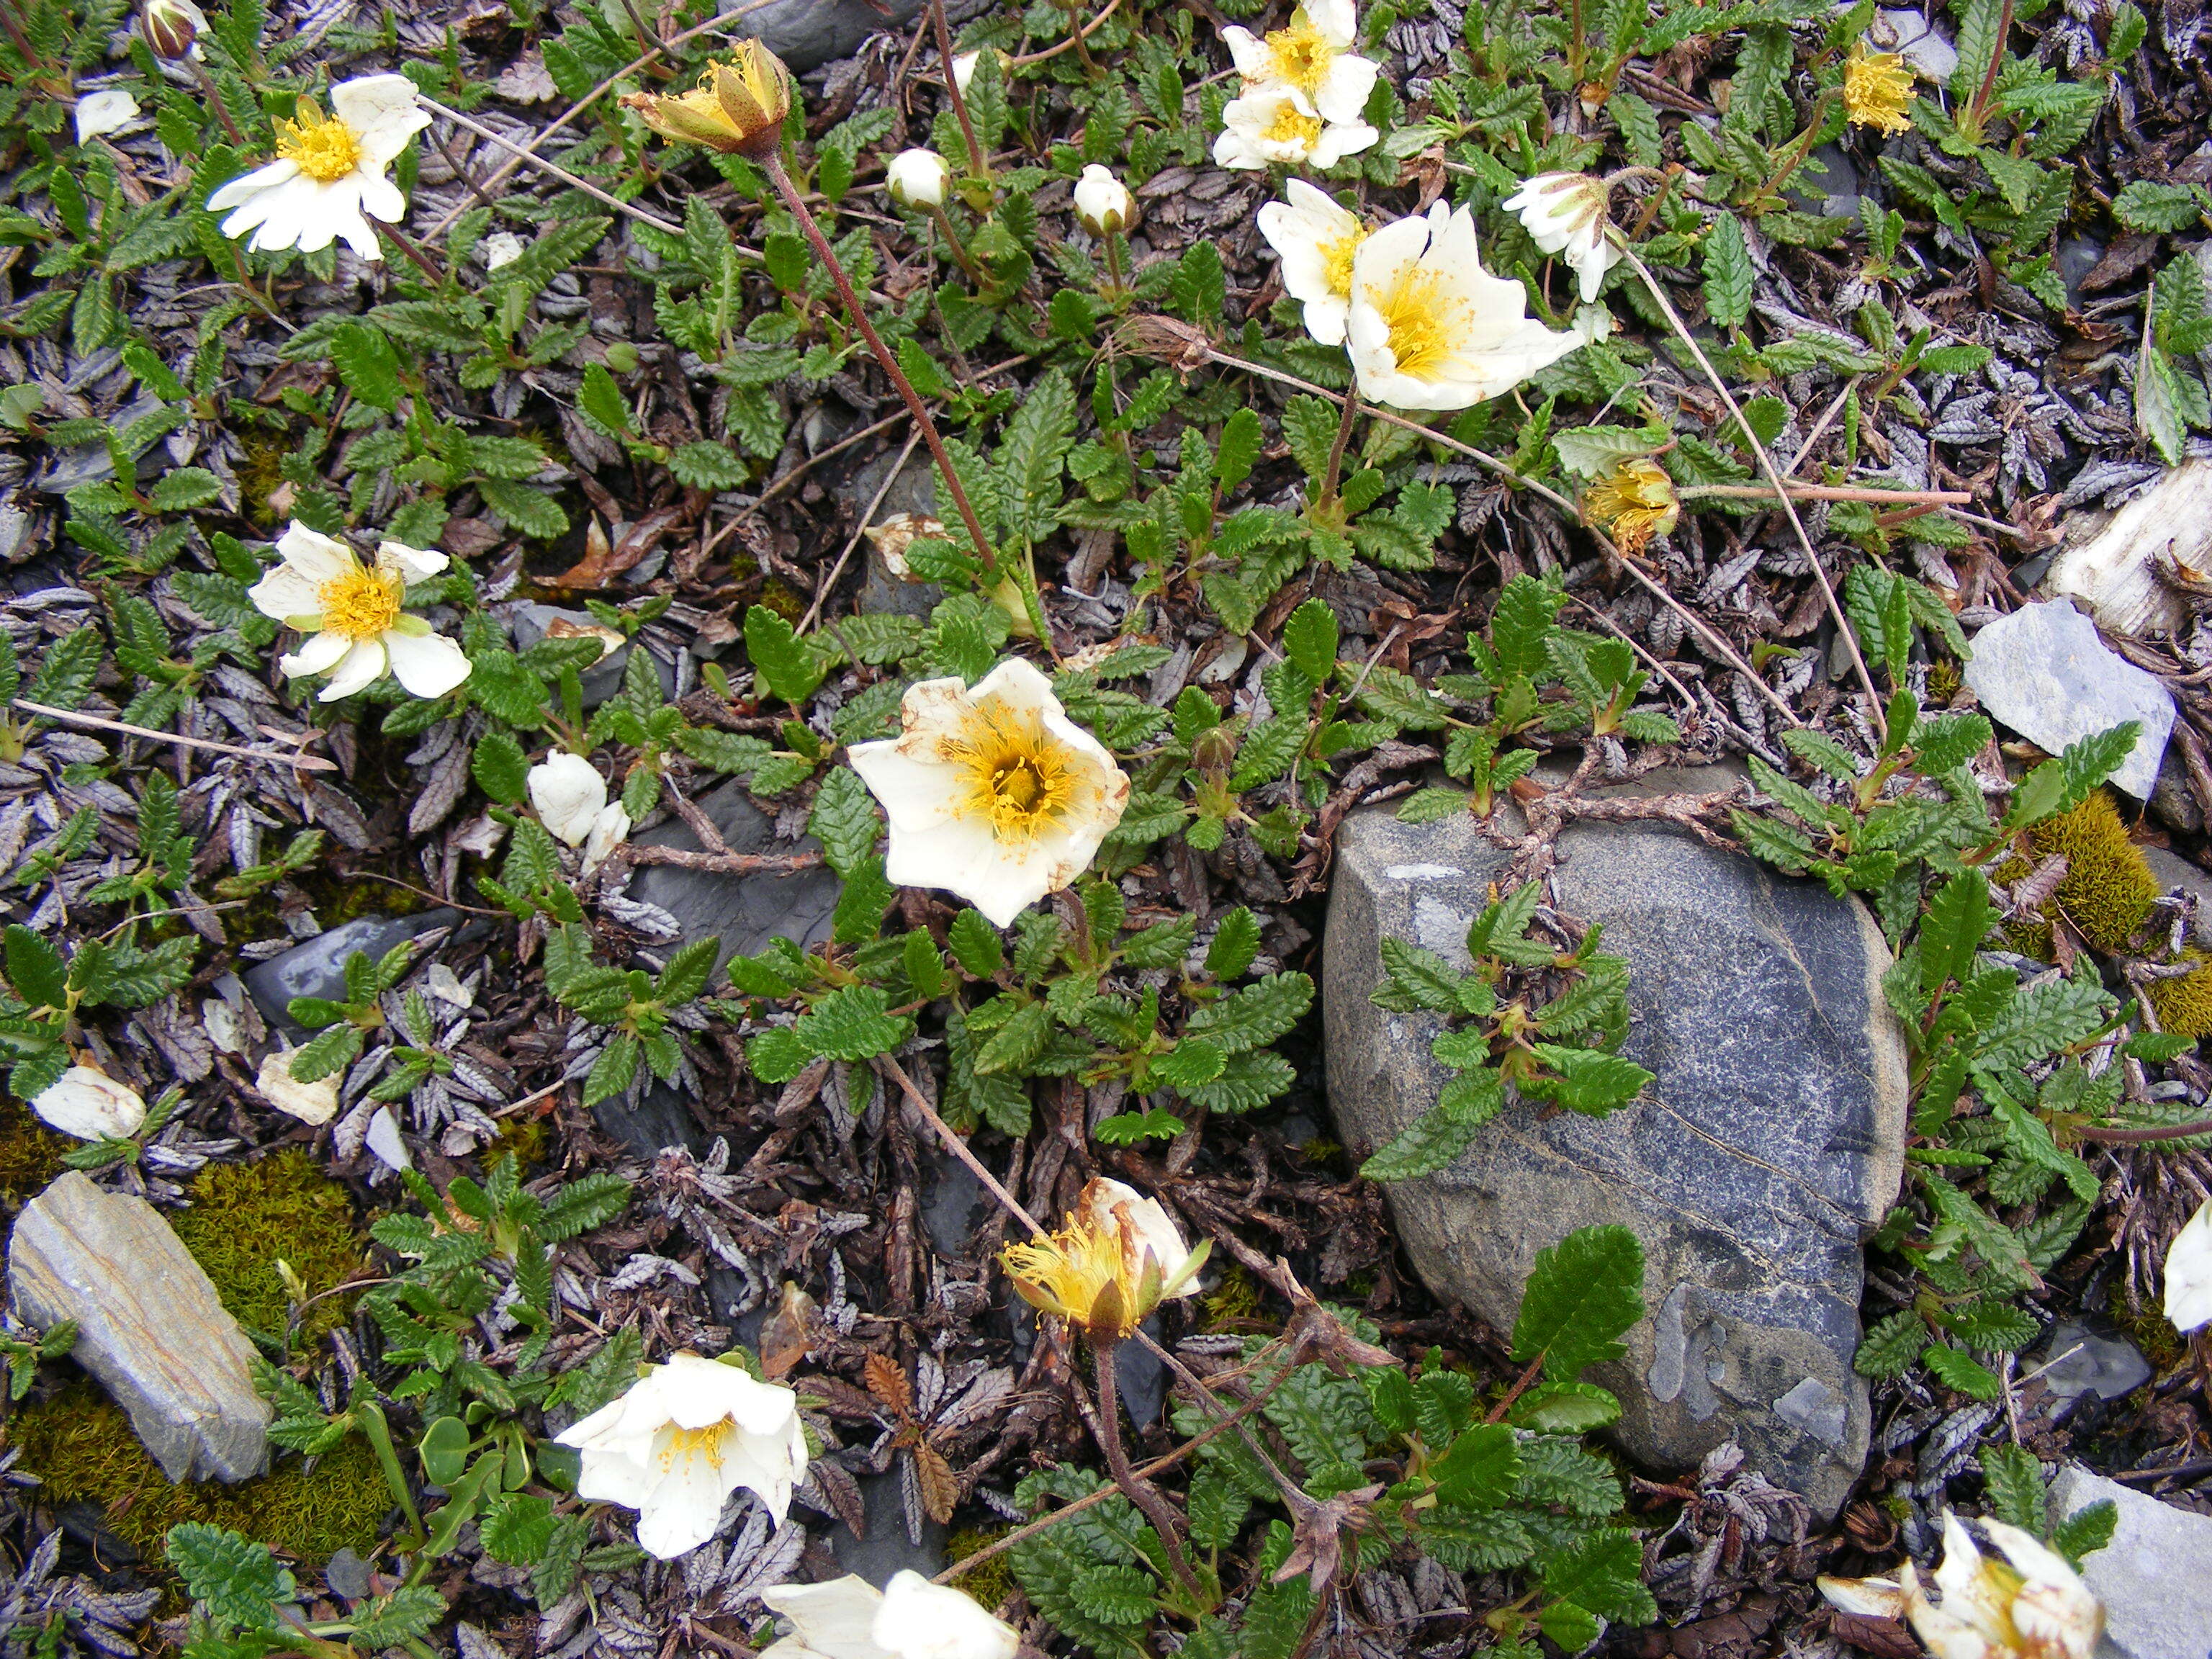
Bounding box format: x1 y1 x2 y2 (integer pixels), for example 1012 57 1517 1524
949 702 1075 842
1264 104 1324 148
660 1421 730 1470
1321 227 1366 297
1843 42 1915 136
316 566 405 641
1001 1221 1151 1341
1377 270 1460 380
1262 11 1336 99
1582 458 1681 554
274 100 365 183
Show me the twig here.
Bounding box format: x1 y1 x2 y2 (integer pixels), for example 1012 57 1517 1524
875 1053 1046 1235
1092 1343 1204 1599
930 0 987 180
2074 1116 2212 1145
1007 0 1122 65
416 94 684 236
11 701 337 770
616 845 823 874
1678 482 1972 505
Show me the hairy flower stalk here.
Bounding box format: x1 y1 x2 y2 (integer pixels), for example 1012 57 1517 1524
931 0 989 183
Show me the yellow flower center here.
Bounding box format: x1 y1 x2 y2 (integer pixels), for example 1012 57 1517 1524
1321 226 1366 297
1263 14 1335 98
317 567 405 641
660 1421 731 1470
950 703 1075 842
1002 1222 1149 1340
274 102 364 183
1583 459 1680 554
1843 44 1915 135
1264 103 1324 148
1377 269 1461 380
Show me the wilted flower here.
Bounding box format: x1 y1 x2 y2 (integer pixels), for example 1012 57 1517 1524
1844 40 1916 135
1000 1177 1207 1344
1501 171 1619 304
30 1066 145 1142
529 752 609 846
1221 0 1379 125
1346 200 1588 411
580 800 632 877
206 75 430 260
1257 179 1368 346
1214 83 1377 172
556 1352 808 1559
1582 457 1681 554
256 1048 339 1125
482 231 525 270
846 658 1130 929
140 0 205 58
1072 164 1133 236
2165 1195 2212 1333
74 89 140 145
1818 1512 2103 1659
761 1570 1018 1659
886 148 950 210
248 523 470 702
621 40 791 159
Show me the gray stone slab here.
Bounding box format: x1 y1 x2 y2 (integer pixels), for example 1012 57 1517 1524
627 781 841 973
243 910 462 1030
1962 601 2175 799
1323 796 1908 1521
716 0 926 71
2050 1464 2212 1659
2029 1320 2152 1409
9 1172 270 1482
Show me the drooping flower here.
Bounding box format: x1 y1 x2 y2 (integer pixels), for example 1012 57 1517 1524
1844 40 1917 135
75 89 140 145
140 0 205 59
761 1570 1019 1659
1214 83 1377 173
1072 164 1133 236
256 1048 339 1125
529 752 610 847
1818 1512 2103 1659
1345 201 1588 411
621 40 791 160
2165 1195 2212 1333
1221 0 1379 126
206 75 431 260
1582 457 1681 554
1501 171 1619 304
1257 179 1369 346
846 659 1129 928
556 1352 808 1559
30 1066 145 1142
247 523 470 702
886 148 950 210
1000 1177 1208 1344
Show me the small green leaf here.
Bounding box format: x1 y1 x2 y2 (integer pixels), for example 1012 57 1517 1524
1701 210 1753 331
1511 1225 1645 1383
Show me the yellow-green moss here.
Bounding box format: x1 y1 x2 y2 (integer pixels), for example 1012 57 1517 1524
170 1150 374 1346
2146 950 2212 1040
494 1115 549 1171
2028 791 2159 950
1927 659 1964 704
945 1527 1017 1616
0 1099 71 1209
1201 1262 1269 1333
8 1382 390 1563
2108 1280 2188 1372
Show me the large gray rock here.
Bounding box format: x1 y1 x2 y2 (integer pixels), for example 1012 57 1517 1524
2050 1464 2212 1659
718 0 926 71
244 909 462 1031
1323 797 1907 1521
9 1172 270 1482
628 780 840 971
1961 601 2174 799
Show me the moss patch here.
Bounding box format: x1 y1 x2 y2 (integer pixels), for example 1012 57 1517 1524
945 1527 1017 1617
0 1098 71 1210
2146 950 2212 1040
2028 791 2159 950
170 1149 374 1346
8 1382 390 1563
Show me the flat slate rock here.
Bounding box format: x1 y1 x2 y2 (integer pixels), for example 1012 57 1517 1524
1323 788 1907 1521
9 1172 269 1482
717 0 926 71
627 781 840 971
2050 1464 2212 1659
1961 600 2174 799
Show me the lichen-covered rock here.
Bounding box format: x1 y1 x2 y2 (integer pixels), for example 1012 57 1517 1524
9 1172 269 1482
717 0 927 71
1323 794 1907 1521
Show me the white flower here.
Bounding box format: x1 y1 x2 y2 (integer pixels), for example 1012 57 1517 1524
761 1570 1018 1659
74 89 140 145
1346 200 1587 411
556 1352 808 1559
1822 1514 2102 1659
1501 171 1619 304
1072 164 1133 236
206 74 431 260
482 231 525 269
1257 179 1368 346
1221 0 1379 125
1078 1178 1202 1300
248 523 471 702
256 1048 339 1125
580 801 632 876
886 148 949 210
530 752 609 847
1214 84 1376 172
950 50 980 95
30 1066 145 1141
2164 1194 2212 1332
847 658 1130 929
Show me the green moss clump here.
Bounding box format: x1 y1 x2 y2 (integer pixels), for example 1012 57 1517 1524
2108 1280 2187 1372
2146 950 2212 1040
0 1099 71 1208
9 1382 390 1563
1201 1262 1269 1332
945 1527 1017 1616
2028 791 2159 950
170 1149 373 1346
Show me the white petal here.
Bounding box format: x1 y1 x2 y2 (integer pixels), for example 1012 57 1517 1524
1311 53 1380 125
2164 1195 2212 1331
276 523 359 583
329 73 431 163
572 1444 657 1510
30 1066 146 1141
319 637 387 701
1220 26 1271 78
580 803 632 876
74 89 140 144
381 628 471 698
256 1048 339 1124
1817 1576 1908 1619
529 752 608 847
377 539 449 583
207 156 300 213
232 174 328 253
876 1571 1019 1659
1308 117 1377 167
635 1426 740 1558
848 742 963 835
764 1578 894 1659
1305 0 1358 47
249 565 326 624
279 629 351 678
356 171 406 226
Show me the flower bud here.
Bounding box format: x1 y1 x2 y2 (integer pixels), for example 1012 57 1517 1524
1073 163 1133 236
951 50 981 95
621 39 791 161
886 147 950 211
141 0 206 60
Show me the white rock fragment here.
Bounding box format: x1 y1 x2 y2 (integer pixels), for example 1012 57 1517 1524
30 1066 145 1142
2045 462 2212 639
2162 1195 2212 1334
1867 7 1958 79
73 89 140 143
2051 1465 2212 1659
256 1048 340 1125
365 1106 410 1170
1961 601 2175 799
